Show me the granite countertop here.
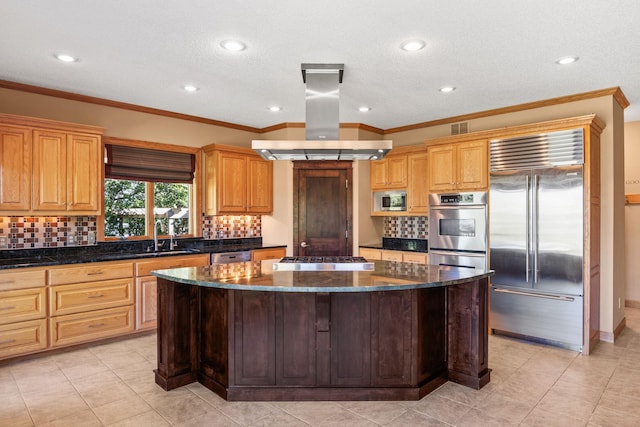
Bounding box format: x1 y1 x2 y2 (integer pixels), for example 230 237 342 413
152 261 493 293
360 237 428 253
0 238 286 270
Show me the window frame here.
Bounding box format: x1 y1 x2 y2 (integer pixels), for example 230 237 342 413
99 137 202 242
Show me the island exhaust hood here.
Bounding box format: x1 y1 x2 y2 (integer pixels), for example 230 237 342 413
252 64 392 160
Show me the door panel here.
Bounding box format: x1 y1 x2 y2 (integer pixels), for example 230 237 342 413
534 166 584 295
294 162 352 256
489 170 530 288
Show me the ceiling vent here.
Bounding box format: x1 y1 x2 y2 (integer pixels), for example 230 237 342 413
451 122 469 135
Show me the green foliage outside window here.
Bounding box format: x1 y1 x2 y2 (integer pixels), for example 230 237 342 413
104 179 191 238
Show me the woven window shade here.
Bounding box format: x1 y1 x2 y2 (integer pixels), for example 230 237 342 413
105 144 195 183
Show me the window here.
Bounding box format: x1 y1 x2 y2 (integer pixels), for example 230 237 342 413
104 180 192 238
102 140 198 240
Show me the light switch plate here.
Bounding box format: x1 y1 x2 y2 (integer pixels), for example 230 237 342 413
88 231 96 245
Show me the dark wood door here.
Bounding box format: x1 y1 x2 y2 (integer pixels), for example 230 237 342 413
293 161 352 256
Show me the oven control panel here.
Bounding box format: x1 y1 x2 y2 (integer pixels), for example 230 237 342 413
432 192 487 206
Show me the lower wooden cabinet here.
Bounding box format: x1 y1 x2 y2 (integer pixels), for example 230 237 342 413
0 319 47 359
359 247 429 264
134 254 209 331
136 276 159 330
251 247 286 262
0 267 47 360
49 306 135 348
0 287 46 325
49 278 134 317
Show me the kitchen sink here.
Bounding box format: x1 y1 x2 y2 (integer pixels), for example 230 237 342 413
133 249 200 257
95 249 200 261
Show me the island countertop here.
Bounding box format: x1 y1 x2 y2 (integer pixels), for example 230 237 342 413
151 261 493 292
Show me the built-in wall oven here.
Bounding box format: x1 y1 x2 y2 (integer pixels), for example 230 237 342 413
428 192 488 270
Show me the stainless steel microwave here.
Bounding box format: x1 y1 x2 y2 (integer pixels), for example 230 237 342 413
373 191 407 212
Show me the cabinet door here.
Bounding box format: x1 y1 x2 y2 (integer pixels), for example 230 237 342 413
386 155 407 188
275 293 316 386
456 140 488 190
67 133 100 212
0 125 31 211
407 152 429 213
371 291 413 386
359 248 381 260
217 152 247 213
233 290 276 385
428 145 455 192
370 159 388 189
33 130 67 211
246 156 273 213
331 293 371 386
136 276 158 330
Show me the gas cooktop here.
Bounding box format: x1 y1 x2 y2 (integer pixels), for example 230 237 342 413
272 256 375 271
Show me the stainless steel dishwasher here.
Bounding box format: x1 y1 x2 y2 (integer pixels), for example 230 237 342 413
210 251 252 264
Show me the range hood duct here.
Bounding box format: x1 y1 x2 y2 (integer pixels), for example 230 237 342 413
252 63 392 161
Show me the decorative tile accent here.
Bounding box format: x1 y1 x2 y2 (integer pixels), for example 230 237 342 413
383 216 428 239
202 215 262 239
0 216 97 250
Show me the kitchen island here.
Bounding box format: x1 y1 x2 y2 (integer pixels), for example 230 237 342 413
152 261 493 401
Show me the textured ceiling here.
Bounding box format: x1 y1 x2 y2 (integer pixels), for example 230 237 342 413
1 0 639 130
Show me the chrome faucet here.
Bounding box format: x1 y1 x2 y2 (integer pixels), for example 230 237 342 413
154 220 163 252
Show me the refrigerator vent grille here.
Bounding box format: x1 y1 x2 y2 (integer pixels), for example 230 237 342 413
490 129 584 171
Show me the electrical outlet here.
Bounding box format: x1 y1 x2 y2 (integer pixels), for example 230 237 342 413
67 234 75 246
88 231 96 245
0 236 7 249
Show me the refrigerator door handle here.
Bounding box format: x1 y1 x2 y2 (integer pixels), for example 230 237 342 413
532 174 539 284
525 175 531 283
493 287 575 302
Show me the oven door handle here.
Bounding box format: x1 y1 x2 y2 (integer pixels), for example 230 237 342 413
429 250 486 258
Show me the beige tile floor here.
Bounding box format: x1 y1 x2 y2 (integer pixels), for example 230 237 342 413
2 307 640 426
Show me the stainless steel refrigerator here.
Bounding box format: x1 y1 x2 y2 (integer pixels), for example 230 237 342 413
489 129 585 351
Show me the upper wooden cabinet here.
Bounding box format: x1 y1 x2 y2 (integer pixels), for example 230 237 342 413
407 152 429 214
370 155 407 190
33 131 101 213
0 125 31 211
427 140 488 192
0 114 104 215
204 144 273 215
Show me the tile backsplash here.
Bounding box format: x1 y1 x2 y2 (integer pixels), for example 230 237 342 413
383 216 428 239
0 216 97 249
202 215 262 239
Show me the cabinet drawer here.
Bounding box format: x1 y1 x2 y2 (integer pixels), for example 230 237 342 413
251 248 286 262
402 252 428 264
381 250 403 262
0 268 46 291
0 319 47 359
359 248 382 260
49 278 134 316
48 262 133 285
49 306 134 348
0 288 46 325
135 254 209 277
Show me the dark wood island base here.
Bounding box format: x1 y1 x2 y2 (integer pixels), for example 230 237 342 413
154 273 490 401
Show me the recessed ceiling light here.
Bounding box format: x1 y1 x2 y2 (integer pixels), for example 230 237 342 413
359 107 371 112
400 40 426 52
555 56 579 65
183 85 198 92
439 86 456 93
220 40 247 51
55 53 78 63
268 106 282 112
